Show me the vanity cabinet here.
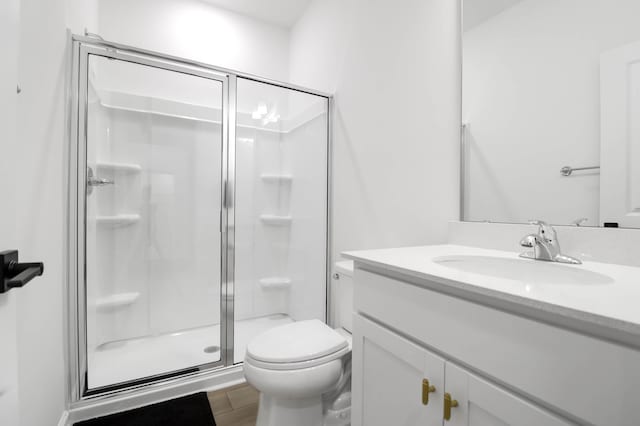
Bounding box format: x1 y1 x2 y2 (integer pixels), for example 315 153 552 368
353 314 571 426
350 266 640 426
443 360 571 426
352 312 445 426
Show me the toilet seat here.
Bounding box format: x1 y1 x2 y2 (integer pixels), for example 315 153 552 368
246 319 350 371
246 345 350 370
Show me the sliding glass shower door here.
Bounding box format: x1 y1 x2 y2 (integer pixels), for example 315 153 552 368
82 52 227 392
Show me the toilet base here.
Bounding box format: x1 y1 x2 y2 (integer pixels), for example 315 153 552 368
256 393 324 426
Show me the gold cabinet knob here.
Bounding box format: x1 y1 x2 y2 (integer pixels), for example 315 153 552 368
444 392 459 421
422 378 436 405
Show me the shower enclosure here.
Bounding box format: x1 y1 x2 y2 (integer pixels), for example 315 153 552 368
68 36 330 398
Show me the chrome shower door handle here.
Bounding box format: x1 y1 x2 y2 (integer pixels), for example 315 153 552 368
87 167 115 195
89 177 115 187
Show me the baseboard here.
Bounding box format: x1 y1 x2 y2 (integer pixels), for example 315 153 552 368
57 410 70 426
67 365 243 424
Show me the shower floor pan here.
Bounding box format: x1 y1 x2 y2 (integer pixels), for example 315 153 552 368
87 314 294 390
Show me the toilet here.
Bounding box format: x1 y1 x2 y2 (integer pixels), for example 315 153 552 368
244 260 354 426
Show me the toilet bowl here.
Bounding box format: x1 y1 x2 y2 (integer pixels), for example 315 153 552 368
244 261 355 426
244 320 351 426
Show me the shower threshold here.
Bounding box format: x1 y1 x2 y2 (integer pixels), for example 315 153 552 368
87 313 294 390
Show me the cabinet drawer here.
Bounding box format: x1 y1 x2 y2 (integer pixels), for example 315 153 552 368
354 267 640 425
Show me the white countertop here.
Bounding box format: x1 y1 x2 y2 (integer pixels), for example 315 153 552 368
343 244 640 347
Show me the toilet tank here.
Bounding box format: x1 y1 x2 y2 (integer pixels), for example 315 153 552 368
334 260 354 333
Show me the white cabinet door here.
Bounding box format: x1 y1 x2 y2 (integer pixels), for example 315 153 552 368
0 0 20 424
600 40 640 228
444 362 574 426
352 314 445 426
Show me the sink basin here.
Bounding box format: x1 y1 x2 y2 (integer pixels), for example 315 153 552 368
433 255 613 286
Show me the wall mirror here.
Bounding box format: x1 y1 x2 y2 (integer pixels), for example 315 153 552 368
461 0 640 228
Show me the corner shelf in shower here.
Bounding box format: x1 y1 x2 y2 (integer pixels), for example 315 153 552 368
260 174 293 183
96 214 141 228
259 277 292 290
96 162 142 174
259 214 292 226
95 292 141 313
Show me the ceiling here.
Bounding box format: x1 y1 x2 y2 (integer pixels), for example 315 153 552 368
202 0 313 28
463 0 525 31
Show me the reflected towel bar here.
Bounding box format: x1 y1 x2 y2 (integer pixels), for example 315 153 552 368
560 165 600 176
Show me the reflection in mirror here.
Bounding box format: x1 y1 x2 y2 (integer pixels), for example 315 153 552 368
462 0 640 228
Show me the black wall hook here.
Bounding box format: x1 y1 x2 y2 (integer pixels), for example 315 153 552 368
0 250 44 294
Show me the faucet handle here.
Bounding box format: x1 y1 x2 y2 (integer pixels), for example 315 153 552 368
527 219 557 244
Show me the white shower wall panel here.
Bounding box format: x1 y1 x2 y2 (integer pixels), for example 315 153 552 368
233 134 257 321
233 90 328 325
144 116 221 335
234 125 289 321
282 107 328 322
89 106 222 348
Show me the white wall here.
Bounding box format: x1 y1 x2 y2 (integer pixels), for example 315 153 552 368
11 0 97 425
15 0 67 422
97 0 291 82
0 0 20 424
463 0 640 226
67 0 99 34
289 0 461 324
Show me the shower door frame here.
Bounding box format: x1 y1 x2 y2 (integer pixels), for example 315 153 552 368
69 38 232 399
67 35 334 404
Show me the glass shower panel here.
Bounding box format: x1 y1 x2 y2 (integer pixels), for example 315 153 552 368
85 55 224 390
233 78 329 363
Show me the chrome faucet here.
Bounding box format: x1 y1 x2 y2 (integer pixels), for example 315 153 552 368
519 220 581 265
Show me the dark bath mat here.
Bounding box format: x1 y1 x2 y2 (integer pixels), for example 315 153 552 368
74 392 216 426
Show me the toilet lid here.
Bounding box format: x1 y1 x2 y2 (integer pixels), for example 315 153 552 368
246 319 348 364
